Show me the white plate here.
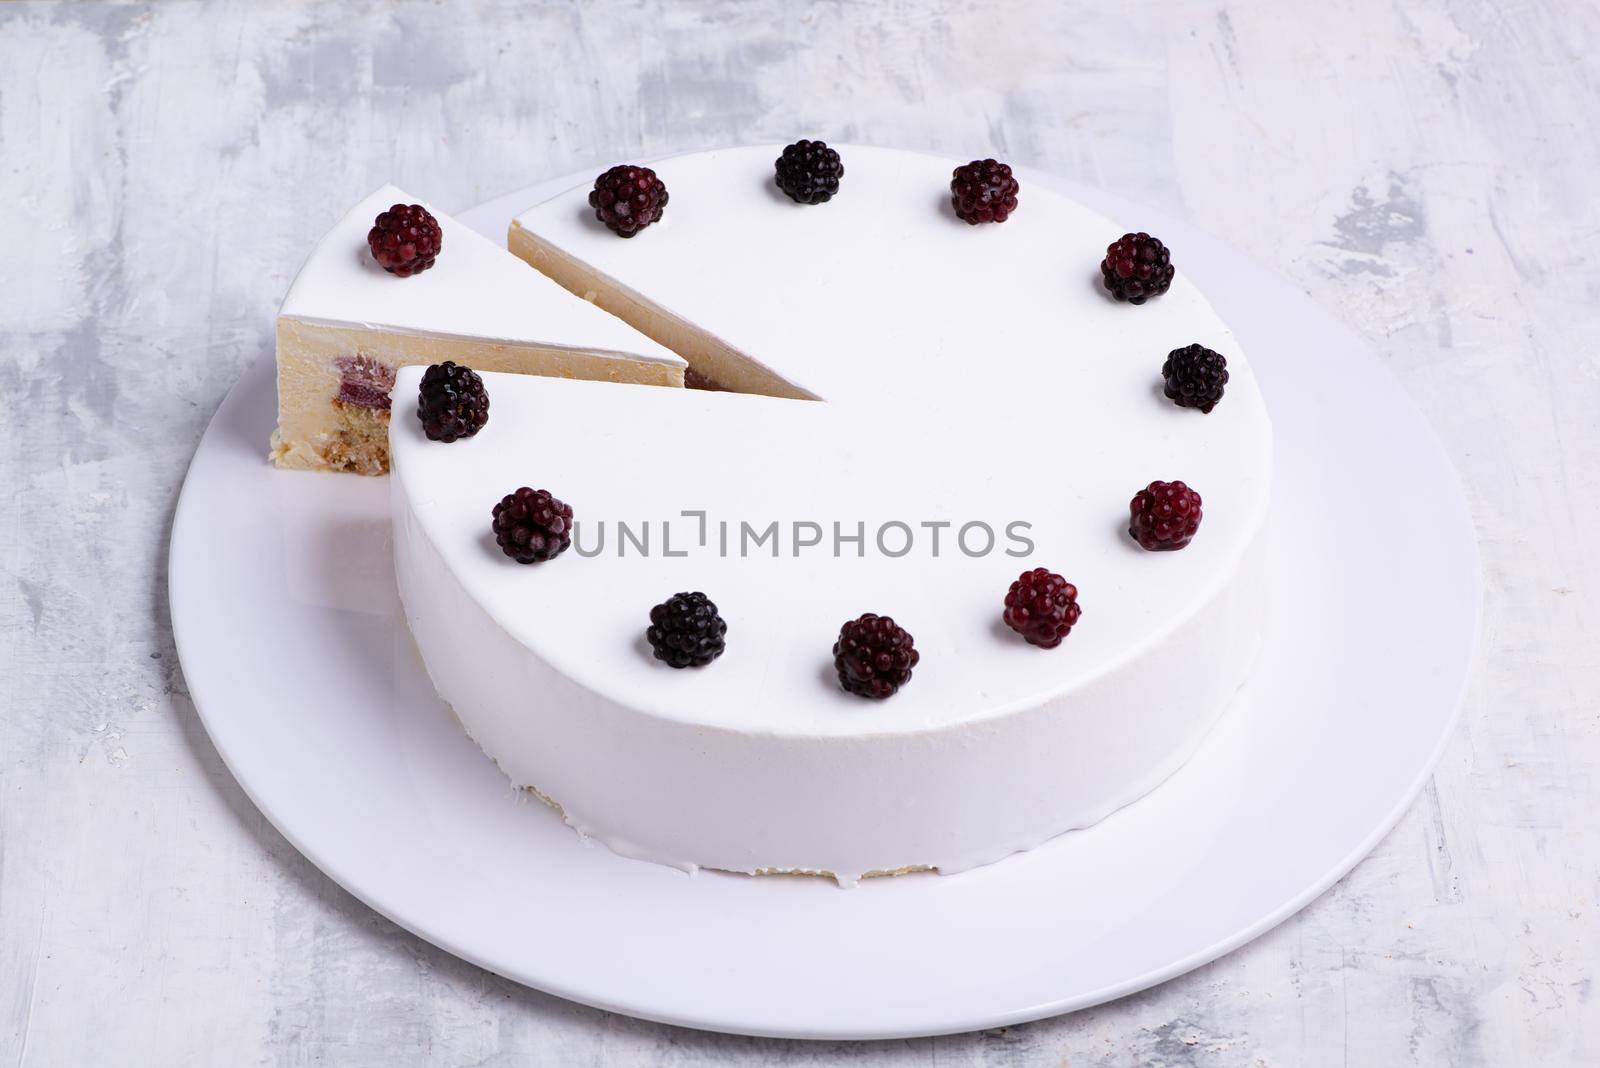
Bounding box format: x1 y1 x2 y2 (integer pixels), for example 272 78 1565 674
169 165 1479 1040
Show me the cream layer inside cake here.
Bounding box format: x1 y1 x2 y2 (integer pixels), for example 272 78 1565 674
272 184 685 475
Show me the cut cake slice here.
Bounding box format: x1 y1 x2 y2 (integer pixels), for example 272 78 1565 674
272 184 685 474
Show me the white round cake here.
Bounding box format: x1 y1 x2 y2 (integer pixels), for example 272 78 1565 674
390 145 1273 885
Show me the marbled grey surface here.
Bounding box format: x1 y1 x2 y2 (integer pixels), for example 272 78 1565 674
3 1 1598 1063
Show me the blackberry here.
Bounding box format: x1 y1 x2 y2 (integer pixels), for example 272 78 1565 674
1162 344 1229 413
950 158 1019 224
416 362 489 441
646 592 728 668
833 613 919 699
589 164 669 237
491 487 573 564
1100 232 1174 304
367 203 442 277
1003 568 1082 649
1128 480 1203 552
774 139 844 204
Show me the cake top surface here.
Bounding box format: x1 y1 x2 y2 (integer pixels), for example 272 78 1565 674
395 144 1272 736
514 145 1225 409
281 184 683 368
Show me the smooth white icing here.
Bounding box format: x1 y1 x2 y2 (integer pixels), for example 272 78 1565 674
280 184 683 368
393 146 1273 883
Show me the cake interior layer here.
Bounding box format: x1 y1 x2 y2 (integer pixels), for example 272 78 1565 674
272 318 685 475
508 224 816 401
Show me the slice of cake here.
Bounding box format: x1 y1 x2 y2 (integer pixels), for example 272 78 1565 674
272 184 685 474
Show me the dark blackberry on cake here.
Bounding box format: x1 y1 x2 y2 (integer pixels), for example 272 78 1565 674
1100 232 1174 304
833 613 919 699
1162 344 1229 413
1003 569 1082 649
950 159 1020 224
367 203 442 277
416 361 488 441
773 140 845 204
1128 480 1203 551
589 165 669 237
646 592 728 668
492 487 573 564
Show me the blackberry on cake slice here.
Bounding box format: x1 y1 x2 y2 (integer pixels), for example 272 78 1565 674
1100 232 1174 304
1128 480 1203 551
833 613 919 699
416 361 489 441
950 159 1019 224
647 592 728 668
589 165 669 237
1003 569 1082 649
774 140 844 204
367 203 442 277
492 487 573 564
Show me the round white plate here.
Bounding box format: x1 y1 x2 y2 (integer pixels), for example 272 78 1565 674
169 164 1479 1040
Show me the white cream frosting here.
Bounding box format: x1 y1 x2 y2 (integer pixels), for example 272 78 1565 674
392 146 1273 884
279 184 683 368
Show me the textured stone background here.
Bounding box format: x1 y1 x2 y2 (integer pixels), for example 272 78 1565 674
3 1 1598 1063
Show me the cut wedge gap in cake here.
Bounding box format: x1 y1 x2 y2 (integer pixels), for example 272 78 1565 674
508 219 819 402
272 184 687 475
